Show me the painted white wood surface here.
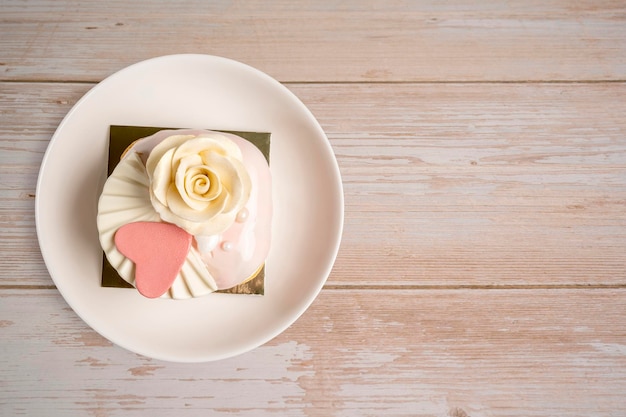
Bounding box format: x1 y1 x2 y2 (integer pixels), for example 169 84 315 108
1 0 626 82
1 0 625 416
2 289 626 416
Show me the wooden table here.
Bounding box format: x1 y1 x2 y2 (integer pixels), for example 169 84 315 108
2 1 625 416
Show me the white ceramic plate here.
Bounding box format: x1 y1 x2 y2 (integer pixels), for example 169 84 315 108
36 54 343 362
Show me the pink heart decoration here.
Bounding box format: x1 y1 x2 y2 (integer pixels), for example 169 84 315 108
114 222 192 298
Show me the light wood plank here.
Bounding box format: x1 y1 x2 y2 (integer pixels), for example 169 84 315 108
0 83 92 287
1 0 626 82
302 82 626 287
1 288 625 416
1 82 625 287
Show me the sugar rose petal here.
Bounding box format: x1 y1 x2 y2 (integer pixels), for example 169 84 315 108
145 132 252 235
146 134 195 179
151 147 176 206
175 154 208 210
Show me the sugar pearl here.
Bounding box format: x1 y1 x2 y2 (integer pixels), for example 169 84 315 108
236 208 249 223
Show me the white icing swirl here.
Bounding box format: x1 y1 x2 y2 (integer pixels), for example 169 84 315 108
145 133 252 235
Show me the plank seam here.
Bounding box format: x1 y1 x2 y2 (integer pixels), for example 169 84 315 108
2 284 626 291
323 283 626 290
2 79 626 85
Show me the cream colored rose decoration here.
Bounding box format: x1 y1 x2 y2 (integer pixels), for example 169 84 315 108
145 133 252 235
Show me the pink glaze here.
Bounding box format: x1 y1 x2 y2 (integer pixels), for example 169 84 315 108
126 129 272 291
199 135 272 289
115 222 192 298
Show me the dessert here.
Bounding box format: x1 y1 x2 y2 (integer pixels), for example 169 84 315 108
97 127 272 299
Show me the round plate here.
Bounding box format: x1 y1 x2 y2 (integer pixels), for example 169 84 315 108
35 54 344 362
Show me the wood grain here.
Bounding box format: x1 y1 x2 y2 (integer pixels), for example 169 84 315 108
2 1 626 415
305 82 626 287
2 82 624 287
1 0 626 82
1 288 625 416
